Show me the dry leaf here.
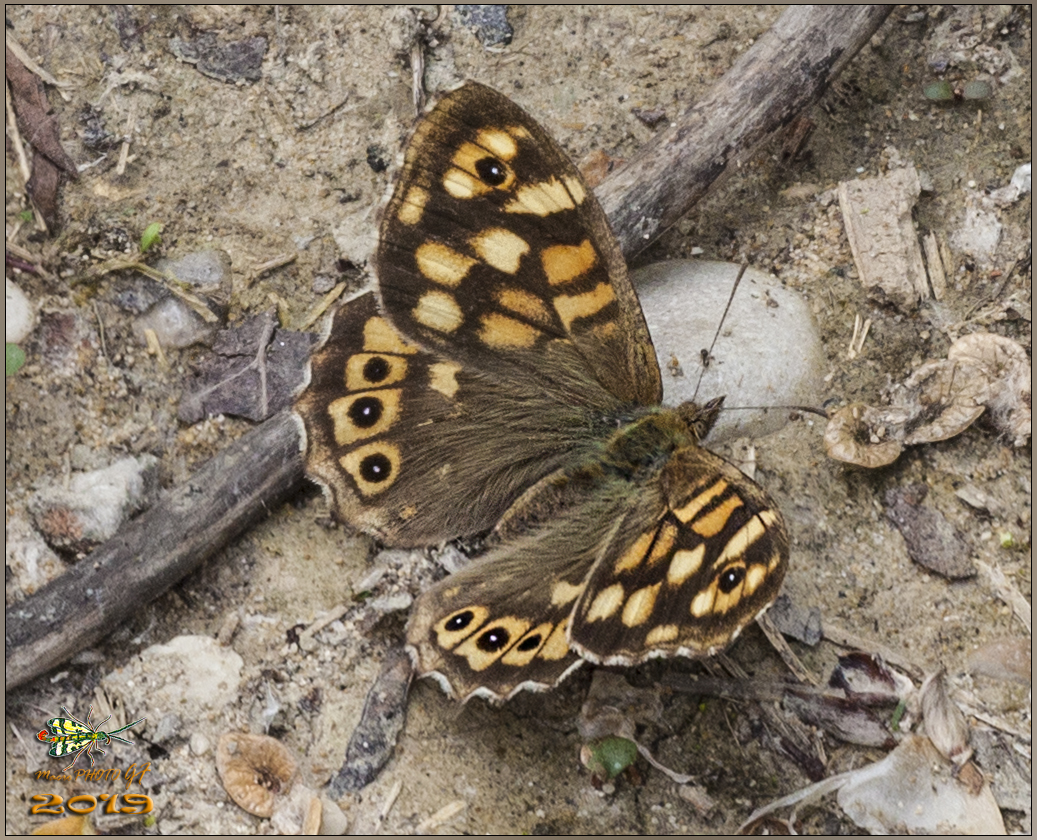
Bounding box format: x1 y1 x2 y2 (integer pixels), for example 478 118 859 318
784 688 896 748
179 312 316 423
885 484 974 579
825 333 1030 467
828 651 913 706
6 50 78 229
217 732 298 818
169 33 268 83
919 670 972 766
327 647 412 797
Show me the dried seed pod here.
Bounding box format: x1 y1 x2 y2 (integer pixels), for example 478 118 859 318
824 332 1030 467
823 403 904 467
919 671 971 766
217 732 298 818
947 332 1031 447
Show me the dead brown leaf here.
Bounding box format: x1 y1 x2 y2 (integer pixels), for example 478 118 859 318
178 312 316 423
885 484 975 579
825 333 1031 466
6 50 78 230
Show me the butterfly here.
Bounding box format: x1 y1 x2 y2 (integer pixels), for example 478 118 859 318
294 81 789 703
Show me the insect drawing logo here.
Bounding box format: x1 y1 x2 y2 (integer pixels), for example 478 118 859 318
36 706 146 772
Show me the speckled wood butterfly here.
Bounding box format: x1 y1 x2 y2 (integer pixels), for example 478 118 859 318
295 82 788 702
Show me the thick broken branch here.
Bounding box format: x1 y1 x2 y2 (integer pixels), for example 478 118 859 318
6 413 303 689
600 5 892 257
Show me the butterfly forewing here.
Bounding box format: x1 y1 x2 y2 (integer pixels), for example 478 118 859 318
376 82 661 407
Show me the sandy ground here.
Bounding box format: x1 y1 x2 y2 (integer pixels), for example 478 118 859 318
5 5 1031 835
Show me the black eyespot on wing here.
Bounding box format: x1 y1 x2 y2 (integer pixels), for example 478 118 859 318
476 626 510 652
348 396 383 428
517 635 541 652
475 157 507 186
363 356 390 383
446 611 474 632
359 452 393 483
719 566 746 594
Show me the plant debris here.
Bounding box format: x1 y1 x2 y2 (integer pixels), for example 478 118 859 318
178 311 316 423
328 647 412 797
216 732 298 819
884 484 975 579
825 332 1031 466
838 164 929 310
169 33 268 83
6 49 79 229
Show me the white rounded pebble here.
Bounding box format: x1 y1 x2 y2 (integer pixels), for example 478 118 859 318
189 732 211 756
6 277 36 344
133 296 217 349
1009 162 1030 194
5 515 65 596
633 260 824 442
29 455 160 551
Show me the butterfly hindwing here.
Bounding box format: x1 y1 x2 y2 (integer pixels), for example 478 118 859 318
405 459 668 702
568 445 789 664
406 415 789 701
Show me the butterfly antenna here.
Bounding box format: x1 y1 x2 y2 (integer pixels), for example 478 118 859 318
721 404 829 418
692 263 749 405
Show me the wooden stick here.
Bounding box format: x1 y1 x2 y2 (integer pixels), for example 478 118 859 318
5 5 892 692
5 413 304 689
600 5 892 258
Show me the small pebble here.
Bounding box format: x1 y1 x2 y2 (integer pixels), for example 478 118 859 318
131 249 234 349
155 250 233 300
29 455 160 553
455 4 513 46
103 635 244 711
5 278 36 344
190 732 211 756
366 592 414 615
5 515 65 597
134 296 217 349
149 712 183 744
320 797 349 835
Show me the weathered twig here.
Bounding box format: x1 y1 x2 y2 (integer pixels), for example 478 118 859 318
600 5 892 258
6 413 304 689
5 5 892 691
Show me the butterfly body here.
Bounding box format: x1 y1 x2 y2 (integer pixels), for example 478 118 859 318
295 82 788 702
